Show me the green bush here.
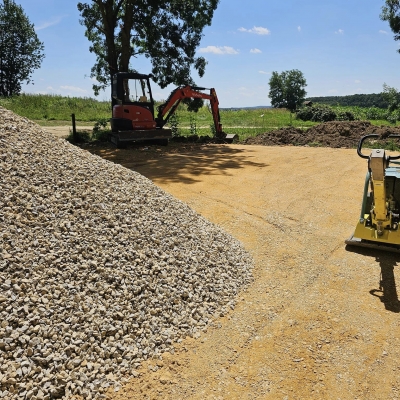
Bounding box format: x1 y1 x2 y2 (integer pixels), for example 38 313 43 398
296 104 356 122
189 114 197 136
168 113 180 137
65 130 91 144
295 106 314 121
91 118 110 141
364 107 388 120
387 112 400 125
296 105 337 122
336 110 355 121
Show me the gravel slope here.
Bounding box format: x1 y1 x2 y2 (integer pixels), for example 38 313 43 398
0 108 252 399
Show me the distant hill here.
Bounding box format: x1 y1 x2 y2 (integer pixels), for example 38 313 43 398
305 93 388 109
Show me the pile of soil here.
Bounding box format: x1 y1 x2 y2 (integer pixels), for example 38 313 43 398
244 121 400 148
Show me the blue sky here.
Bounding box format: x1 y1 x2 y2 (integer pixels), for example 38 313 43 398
16 0 400 107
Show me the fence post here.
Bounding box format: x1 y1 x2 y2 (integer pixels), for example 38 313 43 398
71 113 77 142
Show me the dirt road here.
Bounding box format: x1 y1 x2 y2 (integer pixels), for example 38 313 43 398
76 142 400 400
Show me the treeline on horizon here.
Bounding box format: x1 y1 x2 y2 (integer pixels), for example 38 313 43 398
306 93 388 109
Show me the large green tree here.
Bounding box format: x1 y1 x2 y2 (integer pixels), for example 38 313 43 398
381 0 400 52
382 83 400 112
268 69 307 112
0 0 45 97
77 0 219 97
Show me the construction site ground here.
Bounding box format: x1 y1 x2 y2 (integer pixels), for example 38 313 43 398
49 122 400 399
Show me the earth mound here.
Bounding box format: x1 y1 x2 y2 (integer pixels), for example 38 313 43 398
244 121 400 148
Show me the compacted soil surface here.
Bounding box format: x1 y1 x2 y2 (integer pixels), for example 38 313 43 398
63 121 400 400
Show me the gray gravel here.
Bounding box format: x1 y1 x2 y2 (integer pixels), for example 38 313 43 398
0 107 253 399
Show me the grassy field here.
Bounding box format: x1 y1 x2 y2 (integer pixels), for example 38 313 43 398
0 94 110 122
0 94 398 142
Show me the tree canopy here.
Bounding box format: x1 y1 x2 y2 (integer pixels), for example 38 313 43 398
0 0 45 97
381 0 400 52
268 70 307 112
305 94 389 109
382 83 400 112
77 0 219 97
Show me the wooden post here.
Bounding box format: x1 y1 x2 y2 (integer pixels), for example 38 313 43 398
71 113 77 142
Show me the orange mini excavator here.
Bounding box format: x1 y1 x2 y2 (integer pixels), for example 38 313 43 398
110 72 235 147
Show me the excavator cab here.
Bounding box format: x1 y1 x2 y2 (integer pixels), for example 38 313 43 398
111 73 158 131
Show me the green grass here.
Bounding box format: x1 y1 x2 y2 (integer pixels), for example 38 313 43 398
164 106 318 141
0 93 111 122
0 94 398 142
330 105 398 126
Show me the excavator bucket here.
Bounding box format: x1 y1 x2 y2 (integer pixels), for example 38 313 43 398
220 133 238 143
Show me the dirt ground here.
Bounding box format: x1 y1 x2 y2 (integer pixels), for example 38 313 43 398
42 125 92 138
53 123 400 399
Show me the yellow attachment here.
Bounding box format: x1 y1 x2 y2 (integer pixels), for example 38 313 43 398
369 149 391 234
353 220 400 245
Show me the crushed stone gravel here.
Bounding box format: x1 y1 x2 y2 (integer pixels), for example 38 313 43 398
0 107 253 399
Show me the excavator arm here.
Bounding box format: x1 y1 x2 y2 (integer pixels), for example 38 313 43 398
156 86 228 139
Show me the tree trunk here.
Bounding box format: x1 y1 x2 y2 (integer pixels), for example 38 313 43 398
95 0 120 80
119 1 134 72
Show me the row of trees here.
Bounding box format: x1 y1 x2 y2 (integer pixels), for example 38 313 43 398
305 94 389 109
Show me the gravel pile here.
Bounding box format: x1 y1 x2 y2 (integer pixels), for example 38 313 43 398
0 107 253 399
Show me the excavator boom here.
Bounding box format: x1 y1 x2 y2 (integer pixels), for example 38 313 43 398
156 86 226 138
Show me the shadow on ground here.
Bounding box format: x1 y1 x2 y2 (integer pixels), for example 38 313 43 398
346 245 400 313
83 142 269 185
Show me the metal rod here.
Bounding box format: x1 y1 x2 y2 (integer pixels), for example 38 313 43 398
71 113 77 142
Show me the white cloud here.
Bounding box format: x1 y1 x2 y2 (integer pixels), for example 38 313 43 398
60 86 87 93
250 48 262 54
335 29 344 34
258 70 270 75
355 80 361 84
239 26 271 35
35 15 67 31
28 90 50 95
297 26 301 32
199 46 239 55
379 30 388 34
